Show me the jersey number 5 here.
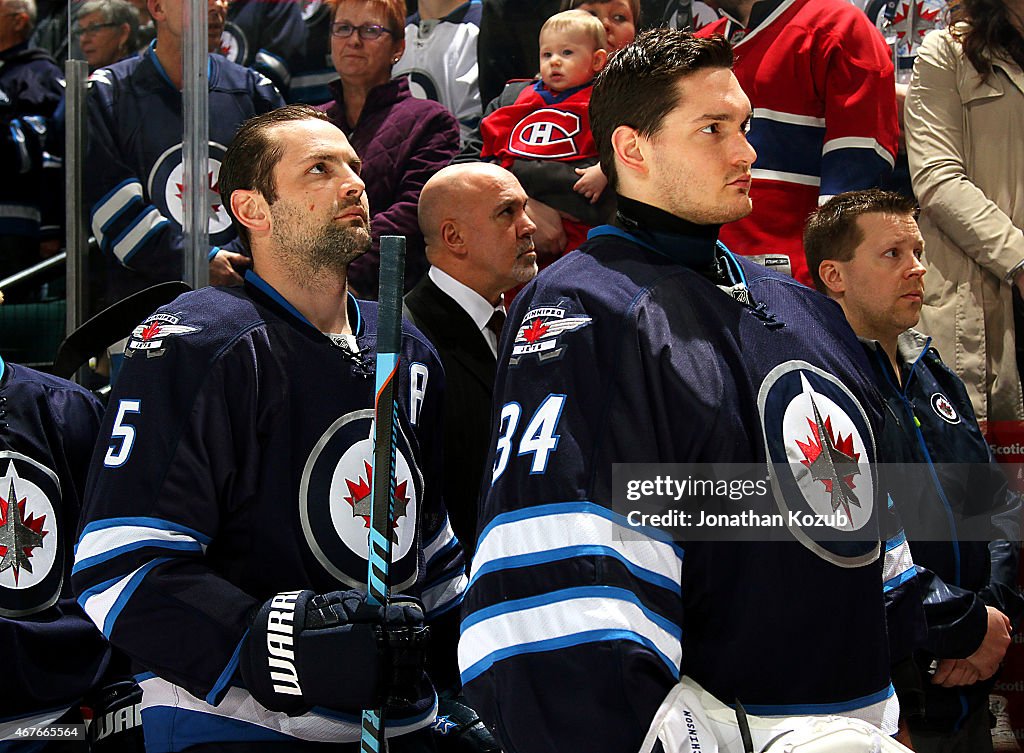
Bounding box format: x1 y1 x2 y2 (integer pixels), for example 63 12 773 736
492 394 566 482
104 399 141 468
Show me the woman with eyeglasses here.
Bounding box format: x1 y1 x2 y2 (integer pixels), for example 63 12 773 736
75 0 139 70
318 0 459 296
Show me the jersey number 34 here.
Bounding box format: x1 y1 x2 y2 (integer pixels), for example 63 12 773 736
492 394 566 483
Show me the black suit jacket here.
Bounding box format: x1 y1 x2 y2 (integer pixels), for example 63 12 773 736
405 275 497 557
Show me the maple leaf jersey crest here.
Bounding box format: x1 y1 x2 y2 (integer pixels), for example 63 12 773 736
125 313 202 358
147 141 234 238
300 409 422 592
758 361 879 567
510 305 592 366
0 451 63 617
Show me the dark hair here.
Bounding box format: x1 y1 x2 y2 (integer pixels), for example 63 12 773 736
219 105 334 249
951 0 1024 83
589 29 733 190
803 189 919 294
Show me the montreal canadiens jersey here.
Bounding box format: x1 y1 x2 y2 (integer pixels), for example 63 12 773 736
697 0 898 286
460 221 900 751
392 0 482 145
72 274 466 752
479 80 597 169
219 0 305 95
0 358 109 734
84 46 284 304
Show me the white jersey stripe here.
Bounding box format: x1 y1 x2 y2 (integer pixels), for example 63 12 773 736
91 179 144 246
751 169 822 187
821 136 896 167
112 206 169 262
752 108 826 128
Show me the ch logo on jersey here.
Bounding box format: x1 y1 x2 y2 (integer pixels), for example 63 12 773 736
219 21 248 63
0 452 63 618
125 313 201 358
931 392 960 424
510 305 591 366
148 142 234 239
759 361 878 567
300 409 422 591
508 109 582 159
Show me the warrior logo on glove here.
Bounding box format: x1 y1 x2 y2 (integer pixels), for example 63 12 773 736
300 409 421 592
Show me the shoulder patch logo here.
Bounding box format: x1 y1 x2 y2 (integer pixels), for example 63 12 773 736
930 392 960 424
125 313 201 358
0 451 63 618
759 361 879 567
508 109 582 159
510 306 591 365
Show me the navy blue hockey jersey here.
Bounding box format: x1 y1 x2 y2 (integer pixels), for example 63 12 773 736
84 46 284 306
460 223 902 751
72 273 466 751
286 0 335 105
219 0 305 96
0 358 109 735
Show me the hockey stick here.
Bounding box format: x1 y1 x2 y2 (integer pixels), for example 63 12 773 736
52 281 192 378
362 236 406 753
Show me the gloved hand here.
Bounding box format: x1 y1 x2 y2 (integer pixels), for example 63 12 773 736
240 589 430 715
83 679 145 752
431 693 502 752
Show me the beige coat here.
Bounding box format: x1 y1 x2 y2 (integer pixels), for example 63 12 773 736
905 26 1024 423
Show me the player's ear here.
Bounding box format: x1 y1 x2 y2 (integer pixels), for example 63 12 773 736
611 124 647 179
148 0 163 21
818 260 846 296
230 189 270 235
592 48 608 73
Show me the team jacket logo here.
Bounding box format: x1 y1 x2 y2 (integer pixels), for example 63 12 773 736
508 109 582 159
759 361 878 567
931 392 960 424
219 22 247 64
125 313 201 358
300 409 421 591
148 142 234 238
510 306 592 365
301 0 327 23
0 452 63 618
403 70 440 103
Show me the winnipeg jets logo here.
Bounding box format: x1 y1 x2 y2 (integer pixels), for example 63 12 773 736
0 475 48 585
125 313 201 358
0 452 62 617
510 305 591 365
795 387 862 524
218 22 246 62
759 362 878 567
508 109 582 159
149 143 233 237
931 392 960 424
301 0 326 22
300 410 421 591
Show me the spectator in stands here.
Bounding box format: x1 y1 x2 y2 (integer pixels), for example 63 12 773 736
0 0 63 293
696 0 898 286
219 0 304 98
479 10 609 264
285 0 335 104
904 0 1024 425
392 0 482 146
76 0 139 70
807 188 1024 753
83 0 284 309
319 0 459 295
563 0 637 52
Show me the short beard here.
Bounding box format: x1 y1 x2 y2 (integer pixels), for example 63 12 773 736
271 200 371 286
512 241 538 284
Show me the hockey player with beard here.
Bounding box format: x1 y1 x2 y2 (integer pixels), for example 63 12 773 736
73 106 467 751
459 29 916 753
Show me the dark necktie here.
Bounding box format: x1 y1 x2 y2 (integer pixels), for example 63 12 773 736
486 309 506 339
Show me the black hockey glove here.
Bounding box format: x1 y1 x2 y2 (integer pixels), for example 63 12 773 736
84 680 146 752
430 693 502 752
240 589 430 715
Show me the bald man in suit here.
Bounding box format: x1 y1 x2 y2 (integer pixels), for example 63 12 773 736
405 163 537 556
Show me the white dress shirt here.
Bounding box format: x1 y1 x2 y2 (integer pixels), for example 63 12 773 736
428 266 504 357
